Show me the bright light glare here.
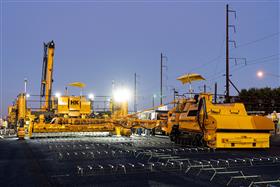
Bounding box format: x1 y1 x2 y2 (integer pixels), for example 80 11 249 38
257 71 264 78
55 92 61 98
88 93 95 100
26 94 30 98
113 88 131 102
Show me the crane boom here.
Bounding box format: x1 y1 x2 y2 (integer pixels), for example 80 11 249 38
40 41 55 111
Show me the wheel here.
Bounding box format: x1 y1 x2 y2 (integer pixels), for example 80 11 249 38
191 134 203 147
169 124 180 142
200 136 207 147
170 135 175 142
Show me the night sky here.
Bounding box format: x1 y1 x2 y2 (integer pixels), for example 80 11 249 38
1 0 279 116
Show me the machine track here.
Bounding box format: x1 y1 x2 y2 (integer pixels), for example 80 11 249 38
170 124 206 147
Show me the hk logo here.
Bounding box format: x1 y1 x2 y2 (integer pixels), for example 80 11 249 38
71 100 80 105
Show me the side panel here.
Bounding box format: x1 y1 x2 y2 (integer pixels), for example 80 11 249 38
69 97 81 111
80 99 91 115
57 97 69 114
213 132 270 148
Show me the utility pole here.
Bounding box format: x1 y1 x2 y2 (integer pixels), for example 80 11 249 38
160 53 168 105
225 4 230 102
160 53 163 105
225 4 236 103
134 73 137 112
214 82 217 104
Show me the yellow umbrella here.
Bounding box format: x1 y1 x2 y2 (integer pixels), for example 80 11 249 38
68 82 86 88
177 73 205 84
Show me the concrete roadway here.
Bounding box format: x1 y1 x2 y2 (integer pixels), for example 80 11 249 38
0 135 280 186
0 137 51 187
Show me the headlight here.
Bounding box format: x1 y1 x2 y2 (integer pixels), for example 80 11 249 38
113 88 131 102
88 93 95 100
55 92 61 98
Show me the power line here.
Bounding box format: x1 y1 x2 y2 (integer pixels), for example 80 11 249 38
208 58 279 82
231 58 279 73
246 53 280 63
206 58 279 83
213 37 225 77
184 37 225 83
247 58 279 65
236 32 279 48
205 40 278 82
207 54 279 79
192 33 279 74
189 54 223 72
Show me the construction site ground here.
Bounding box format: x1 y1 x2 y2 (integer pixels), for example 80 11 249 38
1 135 280 187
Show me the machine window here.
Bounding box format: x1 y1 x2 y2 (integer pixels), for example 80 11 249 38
187 110 198 116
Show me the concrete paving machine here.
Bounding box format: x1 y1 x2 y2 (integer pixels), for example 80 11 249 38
7 41 162 139
167 74 274 148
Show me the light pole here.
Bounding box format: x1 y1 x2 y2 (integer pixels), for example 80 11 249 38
24 78 27 93
88 94 95 112
152 94 156 108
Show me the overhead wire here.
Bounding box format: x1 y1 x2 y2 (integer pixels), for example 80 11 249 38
167 32 279 92
207 54 280 82
188 36 225 73
231 57 279 73
146 32 279 102
235 32 279 49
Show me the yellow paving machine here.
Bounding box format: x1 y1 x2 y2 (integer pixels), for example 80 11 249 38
166 74 274 148
7 41 274 148
8 41 161 139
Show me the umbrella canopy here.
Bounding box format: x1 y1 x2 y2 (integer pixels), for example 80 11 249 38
177 73 205 84
68 82 86 88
